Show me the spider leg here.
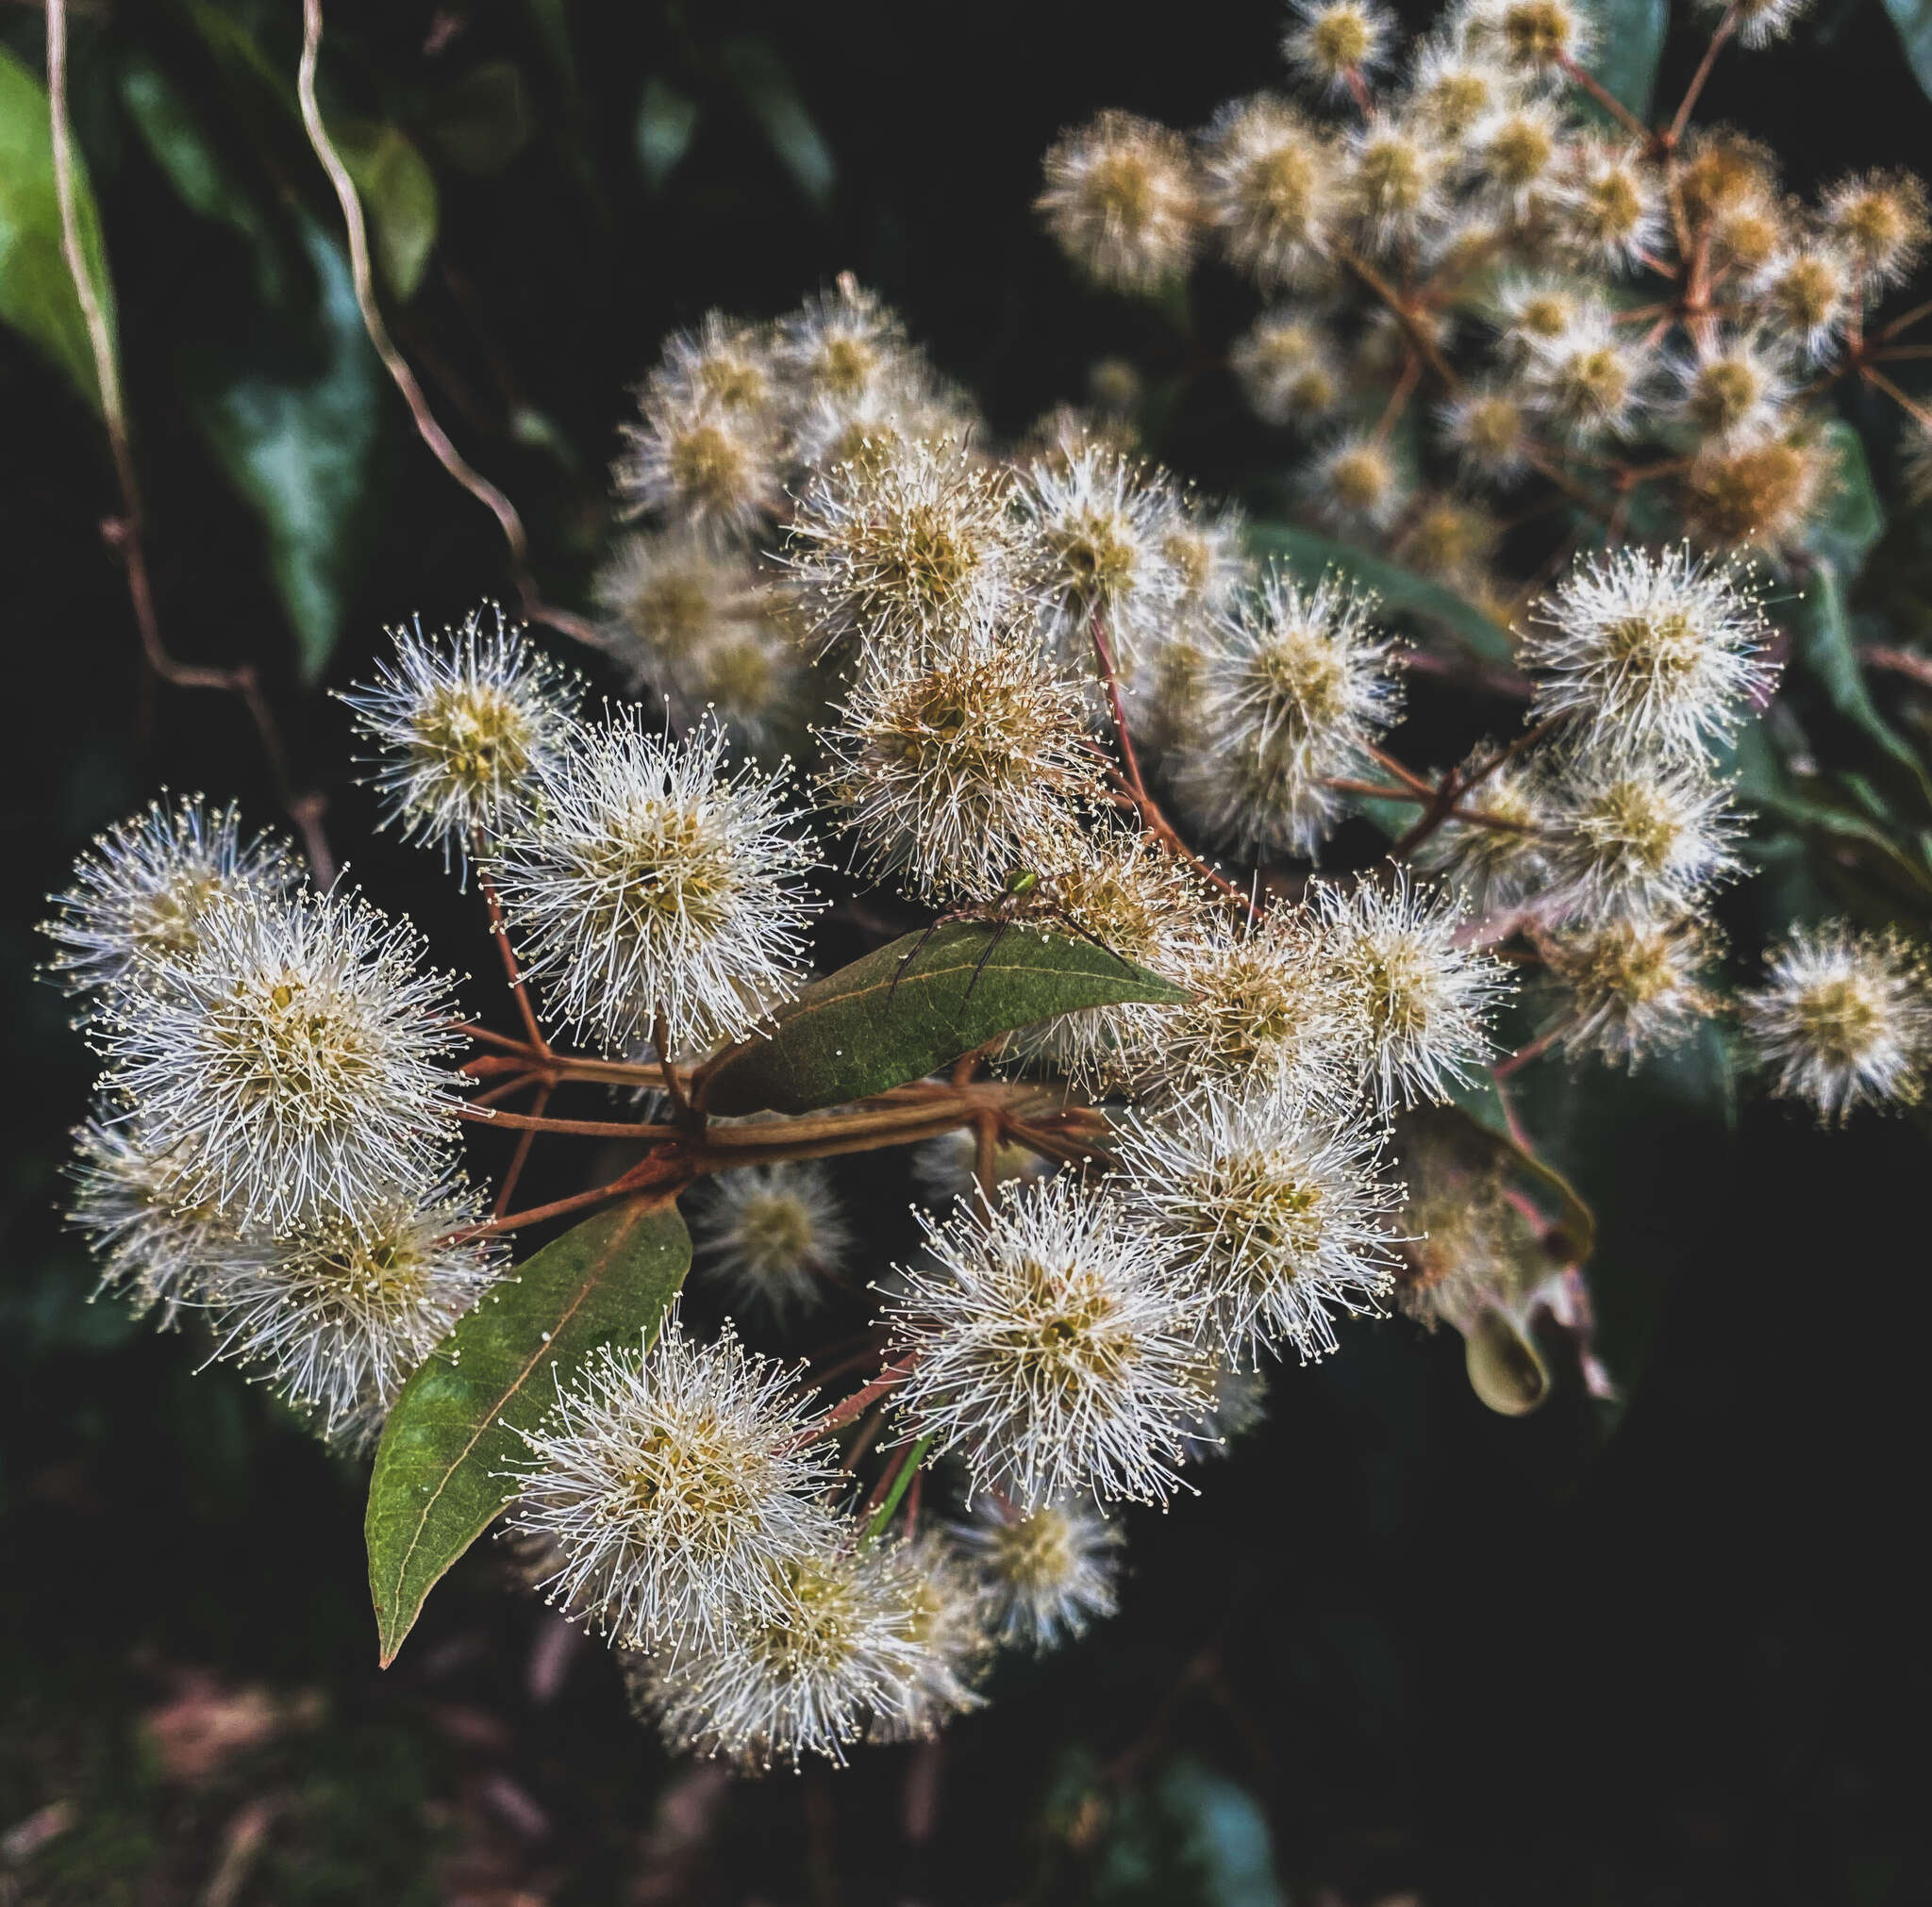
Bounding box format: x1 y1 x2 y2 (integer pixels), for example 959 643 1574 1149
1043 904 1136 973
889 911 965 1008
963 916 1015 1001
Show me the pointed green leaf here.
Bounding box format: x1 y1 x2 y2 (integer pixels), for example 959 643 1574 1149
183 216 384 684
702 922 1190 1118
365 1196 691 1667
0 44 116 415
1245 520 1518 665
331 121 440 300
1585 0 1668 121
1883 0 1932 102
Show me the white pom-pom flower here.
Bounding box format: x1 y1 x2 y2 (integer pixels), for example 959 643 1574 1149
42 793 300 1008
1174 566 1404 859
690 1161 851 1321
508 1308 846 1652
953 1495 1124 1652
1315 871 1510 1110
642 1537 926 1768
339 605 581 864
209 1175 504 1448
1117 1078 1403 1367
883 1173 1208 1508
1519 547 1775 761
98 888 463 1235
489 710 820 1055
1740 923 1932 1121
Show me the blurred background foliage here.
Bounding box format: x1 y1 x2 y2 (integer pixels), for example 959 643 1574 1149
2 0 1929 1900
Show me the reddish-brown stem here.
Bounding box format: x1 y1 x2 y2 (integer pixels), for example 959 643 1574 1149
296 0 598 651
1493 1016 1577 1081
1089 614 1256 918
1555 53 1651 141
652 1013 692 1121
1874 298 1932 345
492 1085 550 1217
1366 744 1434 798
475 862 549 1054
1858 643 1932 689
1861 365 1932 432
458 1103 681 1140
1344 68 1374 116
458 1152 693 1241
1373 354 1423 444
46 0 334 885
1668 5 1738 146
819 1361 914 1434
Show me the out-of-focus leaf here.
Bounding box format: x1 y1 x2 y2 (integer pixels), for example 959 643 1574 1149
331 121 439 300
1883 0 1932 100
718 40 835 212
421 61 531 176
1441 1089 1596 1263
0 44 115 414
365 1197 691 1667
118 55 290 307
702 923 1188 1118
635 75 700 191
1804 419 1886 576
1785 556 1932 818
1081 1757 1287 1906
183 218 384 684
1245 520 1518 665
1586 0 1669 121
1463 1306 1552 1416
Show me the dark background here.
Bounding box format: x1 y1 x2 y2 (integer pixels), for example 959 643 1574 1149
2 2 1925 1900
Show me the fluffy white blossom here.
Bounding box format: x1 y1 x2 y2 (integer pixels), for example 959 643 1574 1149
783 439 1026 655
953 1496 1123 1652
508 1311 846 1652
42 794 300 1007
1118 1079 1402 1366
818 622 1100 903
1548 751 1742 917
209 1175 503 1447
884 1174 1208 1508
1199 94 1338 290
489 711 820 1054
642 1537 927 1767
1174 567 1405 858
1546 909 1718 1065
67 1117 242 1327
1316 871 1509 1109
690 1162 850 1320
867 1534 995 1741
1035 111 1201 293
1740 923 1932 1120
340 605 581 862
97 889 463 1235
1012 442 1188 670
1518 547 1775 759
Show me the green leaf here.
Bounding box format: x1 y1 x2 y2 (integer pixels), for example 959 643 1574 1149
331 121 439 301
1585 0 1669 122
718 40 835 211
1785 556 1932 818
1244 520 1517 666
1463 1306 1553 1417
635 75 700 191
365 1196 691 1667
421 61 532 176
1803 420 1886 577
1883 0 1932 101
1442 1086 1597 1264
119 55 291 307
702 922 1190 1118
0 43 116 414
182 216 384 684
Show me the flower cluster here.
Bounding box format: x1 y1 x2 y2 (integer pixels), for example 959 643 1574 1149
43 0 1932 1779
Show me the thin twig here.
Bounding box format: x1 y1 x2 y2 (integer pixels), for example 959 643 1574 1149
295 0 598 650
46 0 333 883
1668 4 1738 146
